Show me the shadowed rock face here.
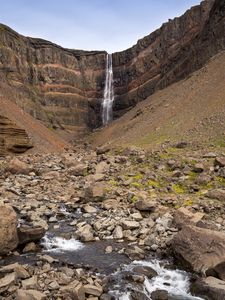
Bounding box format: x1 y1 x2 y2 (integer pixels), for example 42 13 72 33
0 0 224 141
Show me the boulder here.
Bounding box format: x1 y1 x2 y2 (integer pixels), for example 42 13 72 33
206 189 225 201
16 289 46 300
0 272 17 288
0 204 18 255
135 200 156 212
6 157 32 174
84 284 103 296
113 226 124 239
77 224 94 242
17 225 45 245
121 220 140 230
173 207 204 229
215 157 225 168
132 266 158 279
191 277 225 300
60 281 85 300
68 163 87 176
85 182 106 202
193 163 204 173
172 225 225 274
151 290 168 300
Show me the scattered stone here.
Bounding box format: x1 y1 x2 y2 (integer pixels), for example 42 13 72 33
206 189 225 201
135 200 156 212
84 284 103 296
16 289 46 300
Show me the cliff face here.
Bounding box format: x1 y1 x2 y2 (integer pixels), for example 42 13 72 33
0 26 106 140
112 0 223 116
0 0 224 145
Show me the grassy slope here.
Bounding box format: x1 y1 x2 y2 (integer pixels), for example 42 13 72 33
91 51 225 149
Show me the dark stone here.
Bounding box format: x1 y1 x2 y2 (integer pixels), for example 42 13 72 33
151 290 169 300
17 225 46 245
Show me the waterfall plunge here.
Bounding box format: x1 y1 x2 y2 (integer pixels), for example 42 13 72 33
102 53 114 126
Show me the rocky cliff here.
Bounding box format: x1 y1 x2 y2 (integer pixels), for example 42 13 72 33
0 0 224 146
112 0 225 116
0 25 106 141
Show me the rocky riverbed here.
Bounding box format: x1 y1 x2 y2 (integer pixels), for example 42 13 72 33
0 143 225 299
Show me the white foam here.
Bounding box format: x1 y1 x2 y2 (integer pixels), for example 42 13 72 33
133 260 203 300
42 235 84 252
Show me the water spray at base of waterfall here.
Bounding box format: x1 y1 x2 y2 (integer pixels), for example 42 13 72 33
102 53 114 126
41 234 84 252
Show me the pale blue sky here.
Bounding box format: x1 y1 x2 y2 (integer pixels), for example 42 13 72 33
1 0 201 52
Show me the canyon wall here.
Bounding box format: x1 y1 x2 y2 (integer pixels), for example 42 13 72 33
0 0 224 146
0 26 107 141
112 0 225 116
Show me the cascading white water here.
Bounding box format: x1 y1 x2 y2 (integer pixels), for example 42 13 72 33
102 53 114 126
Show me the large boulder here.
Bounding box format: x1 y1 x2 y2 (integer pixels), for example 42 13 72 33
17 225 46 245
0 204 18 255
172 225 225 275
191 277 225 300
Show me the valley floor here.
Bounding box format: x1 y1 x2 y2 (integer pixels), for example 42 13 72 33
0 142 225 299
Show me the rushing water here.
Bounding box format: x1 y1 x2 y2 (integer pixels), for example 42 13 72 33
102 53 114 125
40 234 204 300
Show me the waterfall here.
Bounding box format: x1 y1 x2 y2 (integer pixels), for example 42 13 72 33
102 53 114 126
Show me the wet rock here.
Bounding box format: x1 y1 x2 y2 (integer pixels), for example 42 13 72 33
84 284 103 296
130 290 151 300
105 246 113 254
113 226 124 239
17 225 46 245
0 204 18 255
16 289 46 300
100 294 113 300
172 225 225 274
77 224 94 242
151 290 169 300
23 242 37 253
191 276 225 300
135 200 156 212
132 266 158 279
206 189 225 201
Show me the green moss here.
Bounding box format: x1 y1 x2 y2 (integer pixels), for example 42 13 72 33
147 180 161 188
172 184 186 194
108 179 118 187
184 199 194 206
131 195 138 203
216 176 225 187
133 174 143 180
131 182 143 189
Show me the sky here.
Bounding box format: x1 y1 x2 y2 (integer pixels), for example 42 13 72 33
0 0 201 53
